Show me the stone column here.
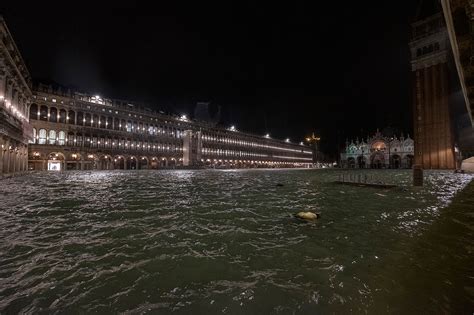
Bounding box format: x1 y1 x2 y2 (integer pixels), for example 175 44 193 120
5 79 13 110
5 145 11 174
0 71 6 105
0 138 4 175
12 88 18 115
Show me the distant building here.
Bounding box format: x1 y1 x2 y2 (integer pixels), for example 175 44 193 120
0 17 314 174
340 129 414 169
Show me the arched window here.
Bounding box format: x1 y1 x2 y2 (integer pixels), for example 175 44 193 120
84 134 91 147
68 132 75 146
107 117 113 129
58 131 66 145
50 107 57 123
40 105 48 121
68 110 75 124
76 133 83 147
114 118 120 130
29 128 36 144
91 135 98 148
77 112 84 126
99 116 105 128
38 129 47 144
48 130 57 145
29 104 38 120
85 113 91 126
59 109 67 124
92 115 98 128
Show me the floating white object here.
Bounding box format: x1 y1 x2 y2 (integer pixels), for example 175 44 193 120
295 211 320 220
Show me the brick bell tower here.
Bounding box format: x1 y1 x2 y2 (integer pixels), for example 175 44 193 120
409 12 456 169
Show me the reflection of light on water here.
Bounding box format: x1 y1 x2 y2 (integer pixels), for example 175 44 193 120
165 170 196 180
0 169 472 313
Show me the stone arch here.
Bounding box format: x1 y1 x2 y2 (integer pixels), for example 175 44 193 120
404 154 414 169
139 156 149 169
85 113 91 126
76 111 84 126
68 110 75 124
47 151 66 171
150 156 159 169
370 152 385 169
29 103 38 120
66 152 81 170
39 105 48 121
57 130 66 145
160 157 168 167
391 154 401 169
347 157 355 168
95 154 112 170
127 156 138 170
59 108 67 124
357 155 366 168
49 107 58 123
169 157 177 168
113 155 125 169
48 129 57 145
84 153 99 170
371 140 387 153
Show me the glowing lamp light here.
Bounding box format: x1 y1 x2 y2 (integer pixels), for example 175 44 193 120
264 133 270 138
285 138 290 143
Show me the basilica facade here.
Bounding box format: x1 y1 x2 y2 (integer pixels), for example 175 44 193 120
340 130 414 169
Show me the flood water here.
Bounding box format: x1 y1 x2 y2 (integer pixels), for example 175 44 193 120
0 169 473 313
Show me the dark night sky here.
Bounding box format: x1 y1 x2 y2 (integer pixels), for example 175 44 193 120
1 2 422 157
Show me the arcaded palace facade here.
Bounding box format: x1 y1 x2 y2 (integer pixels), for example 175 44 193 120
340 130 414 169
0 17 313 175
0 17 33 175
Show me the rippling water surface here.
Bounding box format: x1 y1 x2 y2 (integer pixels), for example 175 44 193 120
0 169 472 313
